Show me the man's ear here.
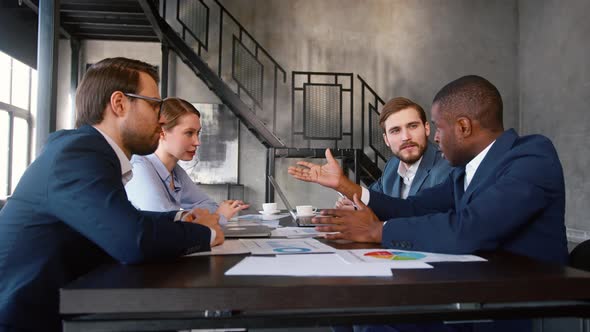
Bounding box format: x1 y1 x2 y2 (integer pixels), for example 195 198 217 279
109 91 127 118
424 121 431 137
456 117 472 137
382 133 390 147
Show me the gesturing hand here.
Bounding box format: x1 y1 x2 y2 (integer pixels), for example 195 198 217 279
287 148 344 189
313 194 382 243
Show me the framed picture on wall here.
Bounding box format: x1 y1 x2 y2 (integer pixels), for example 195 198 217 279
178 103 239 184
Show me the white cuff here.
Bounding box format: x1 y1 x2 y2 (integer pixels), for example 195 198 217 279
174 211 185 221
209 228 216 245
361 187 370 205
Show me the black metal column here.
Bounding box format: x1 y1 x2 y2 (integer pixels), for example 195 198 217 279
161 43 169 98
35 0 59 155
70 38 80 127
265 147 276 203
354 149 361 184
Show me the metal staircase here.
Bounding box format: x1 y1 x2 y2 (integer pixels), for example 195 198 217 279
136 0 389 199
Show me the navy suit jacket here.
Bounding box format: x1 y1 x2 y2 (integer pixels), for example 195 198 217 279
368 142 452 198
368 129 568 265
0 126 212 331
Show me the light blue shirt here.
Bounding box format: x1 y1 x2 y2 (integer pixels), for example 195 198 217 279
125 154 227 224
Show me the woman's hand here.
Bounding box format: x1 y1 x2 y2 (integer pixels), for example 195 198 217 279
216 200 249 219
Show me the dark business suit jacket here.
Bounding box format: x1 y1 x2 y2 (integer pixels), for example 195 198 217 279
368 142 452 198
368 129 568 265
0 125 212 331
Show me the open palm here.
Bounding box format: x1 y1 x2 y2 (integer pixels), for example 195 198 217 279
287 149 343 189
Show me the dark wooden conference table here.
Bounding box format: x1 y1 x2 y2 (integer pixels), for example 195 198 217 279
60 216 590 331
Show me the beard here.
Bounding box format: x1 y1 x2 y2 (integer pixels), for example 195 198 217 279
121 123 160 156
396 141 427 165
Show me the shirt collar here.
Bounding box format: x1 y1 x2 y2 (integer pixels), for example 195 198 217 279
464 140 496 190
397 156 423 180
93 126 133 185
145 154 181 190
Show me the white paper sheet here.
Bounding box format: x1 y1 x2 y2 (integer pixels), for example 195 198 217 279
270 227 337 238
225 254 395 277
240 238 336 255
187 240 250 256
337 249 487 264
237 213 290 221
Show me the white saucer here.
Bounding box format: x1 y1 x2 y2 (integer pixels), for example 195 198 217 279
259 210 280 215
296 213 316 217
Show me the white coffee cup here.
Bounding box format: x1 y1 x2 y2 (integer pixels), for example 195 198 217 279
262 202 277 213
296 205 317 216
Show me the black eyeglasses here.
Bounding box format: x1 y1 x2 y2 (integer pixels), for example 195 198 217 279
123 92 164 118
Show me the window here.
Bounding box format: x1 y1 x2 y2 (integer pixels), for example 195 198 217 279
0 51 35 197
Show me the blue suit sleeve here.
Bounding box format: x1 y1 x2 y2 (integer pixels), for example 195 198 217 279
380 143 563 254
48 138 211 264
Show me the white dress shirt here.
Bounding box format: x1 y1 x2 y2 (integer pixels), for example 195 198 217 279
397 156 423 199
464 140 495 191
93 126 133 185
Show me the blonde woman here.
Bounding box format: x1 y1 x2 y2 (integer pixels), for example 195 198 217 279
125 98 248 222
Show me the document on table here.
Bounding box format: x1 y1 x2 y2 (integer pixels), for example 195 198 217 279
225 254 395 277
186 240 250 256
337 249 487 264
240 238 336 255
230 214 288 228
271 227 337 238
237 213 290 221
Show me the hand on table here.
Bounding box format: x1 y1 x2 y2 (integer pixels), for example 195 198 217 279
184 208 224 246
313 194 382 243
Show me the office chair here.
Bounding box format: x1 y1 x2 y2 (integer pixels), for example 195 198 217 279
570 239 590 272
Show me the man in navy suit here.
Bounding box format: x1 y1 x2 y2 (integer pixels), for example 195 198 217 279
0 57 224 332
290 75 567 331
337 97 451 211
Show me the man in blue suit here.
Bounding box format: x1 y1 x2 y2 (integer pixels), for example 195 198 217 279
290 75 567 331
0 57 224 332
338 97 451 210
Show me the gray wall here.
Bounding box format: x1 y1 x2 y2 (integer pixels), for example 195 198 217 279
222 0 519 130
519 0 590 241
222 0 520 209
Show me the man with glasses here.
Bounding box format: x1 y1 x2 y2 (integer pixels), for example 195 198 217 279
0 57 224 332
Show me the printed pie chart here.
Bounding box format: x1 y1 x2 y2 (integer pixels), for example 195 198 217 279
364 250 426 260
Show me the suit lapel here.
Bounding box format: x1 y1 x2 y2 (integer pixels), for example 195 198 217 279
453 168 466 207
462 129 518 202
409 142 436 196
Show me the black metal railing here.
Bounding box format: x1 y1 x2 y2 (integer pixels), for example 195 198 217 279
358 75 389 166
291 71 354 149
162 0 286 133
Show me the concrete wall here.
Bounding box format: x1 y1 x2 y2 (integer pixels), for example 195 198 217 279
519 0 590 240
222 0 519 130
220 0 519 209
